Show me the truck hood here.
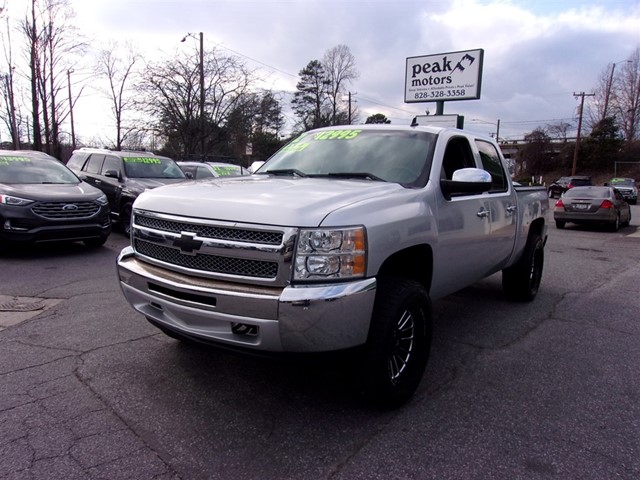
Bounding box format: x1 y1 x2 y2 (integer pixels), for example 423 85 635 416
134 175 404 227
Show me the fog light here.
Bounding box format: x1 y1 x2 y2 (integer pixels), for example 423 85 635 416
231 323 258 336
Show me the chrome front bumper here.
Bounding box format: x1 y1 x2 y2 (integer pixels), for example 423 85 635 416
116 247 377 352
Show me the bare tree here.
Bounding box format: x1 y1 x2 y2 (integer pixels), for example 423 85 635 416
19 0 85 157
96 41 140 150
1 10 20 148
613 47 640 142
323 45 359 125
138 45 255 157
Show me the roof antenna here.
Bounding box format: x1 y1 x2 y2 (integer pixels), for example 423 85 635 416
410 116 418 127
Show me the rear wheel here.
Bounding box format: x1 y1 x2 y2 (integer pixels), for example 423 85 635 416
502 233 544 302
555 220 565 229
359 278 432 408
609 213 620 232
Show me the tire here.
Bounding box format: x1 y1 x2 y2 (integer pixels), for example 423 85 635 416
83 234 109 247
359 278 432 408
622 209 631 227
555 220 565 229
502 233 544 302
609 213 620 232
120 203 133 236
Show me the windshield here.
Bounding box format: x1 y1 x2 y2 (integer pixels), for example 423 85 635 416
123 156 186 179
564 187 609 199
260 128 436 186
610 178 634 186
0 155 80 184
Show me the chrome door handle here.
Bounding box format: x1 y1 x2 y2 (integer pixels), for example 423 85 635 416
506 205 517 214
477 208 490 218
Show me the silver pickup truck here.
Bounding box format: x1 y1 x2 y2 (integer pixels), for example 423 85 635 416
116 124 549 406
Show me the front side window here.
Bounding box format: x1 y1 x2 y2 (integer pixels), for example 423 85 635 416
86 154 105 174
475 140 507 192
102 156 121 175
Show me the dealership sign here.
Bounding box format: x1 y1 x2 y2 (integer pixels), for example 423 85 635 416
405 49 484 103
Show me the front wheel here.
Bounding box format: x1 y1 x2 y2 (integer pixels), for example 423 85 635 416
120 203 133 236
502 233 544 302
359 278 432 408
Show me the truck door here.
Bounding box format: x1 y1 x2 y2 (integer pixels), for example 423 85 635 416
432 135 495 299
474 139 518 271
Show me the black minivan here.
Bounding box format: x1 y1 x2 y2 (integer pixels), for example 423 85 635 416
0 150 111 247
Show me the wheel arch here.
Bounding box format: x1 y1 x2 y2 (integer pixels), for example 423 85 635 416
376 244 433 294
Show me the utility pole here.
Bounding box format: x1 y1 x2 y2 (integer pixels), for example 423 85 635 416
603 60 631 121
571 91 594 175
348 92 357 125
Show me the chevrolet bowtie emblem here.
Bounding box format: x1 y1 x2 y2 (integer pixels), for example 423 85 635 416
173 232 203 254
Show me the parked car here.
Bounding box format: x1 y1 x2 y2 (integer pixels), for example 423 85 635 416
0 150 111 247
547 175 592 198
554 186 631 231
605 177 637 204
249 160 265 173
177 161 250 180
67 148 186 235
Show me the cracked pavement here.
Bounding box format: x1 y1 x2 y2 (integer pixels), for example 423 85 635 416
1 218 640 479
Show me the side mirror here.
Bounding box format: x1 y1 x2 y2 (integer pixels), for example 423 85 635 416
185 172 194 179
440 167 492 199
104 169 120 179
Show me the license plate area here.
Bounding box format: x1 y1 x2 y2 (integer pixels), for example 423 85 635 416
573 203 590 210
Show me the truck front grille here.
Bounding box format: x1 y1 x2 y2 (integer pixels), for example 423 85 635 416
135 239 278 278
131 211 295 285
135 215 283 245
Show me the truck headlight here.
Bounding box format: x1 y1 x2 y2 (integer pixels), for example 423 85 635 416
294 226 366 281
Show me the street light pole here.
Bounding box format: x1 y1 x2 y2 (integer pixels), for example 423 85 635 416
67 68 76 151
199 32 205 155
182 32 205 155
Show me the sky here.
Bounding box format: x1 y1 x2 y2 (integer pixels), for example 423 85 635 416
3 0 640 144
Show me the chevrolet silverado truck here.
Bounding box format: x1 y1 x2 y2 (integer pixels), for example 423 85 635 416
116 124 549 406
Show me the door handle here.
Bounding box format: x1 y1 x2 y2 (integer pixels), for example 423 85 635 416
477 207 490 218
506 205 517 214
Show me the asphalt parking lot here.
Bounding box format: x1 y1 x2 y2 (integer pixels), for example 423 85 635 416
1 207 640 479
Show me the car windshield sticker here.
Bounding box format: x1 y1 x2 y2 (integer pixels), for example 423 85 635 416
123 157 162 164
313 129 362 140
281 129 363 154
211 166 239 176
0 156 32 166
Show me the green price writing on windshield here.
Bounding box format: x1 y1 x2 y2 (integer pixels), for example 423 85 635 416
0 156 31 166
314 129 362 140
123 157 161 164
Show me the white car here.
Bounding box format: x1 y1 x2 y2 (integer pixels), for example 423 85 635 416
177 161 250 180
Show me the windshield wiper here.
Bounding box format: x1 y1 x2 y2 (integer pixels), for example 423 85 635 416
326 172 385 181
265 169 307 177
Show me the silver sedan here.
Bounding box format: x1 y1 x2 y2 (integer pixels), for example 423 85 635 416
553 186 632 231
